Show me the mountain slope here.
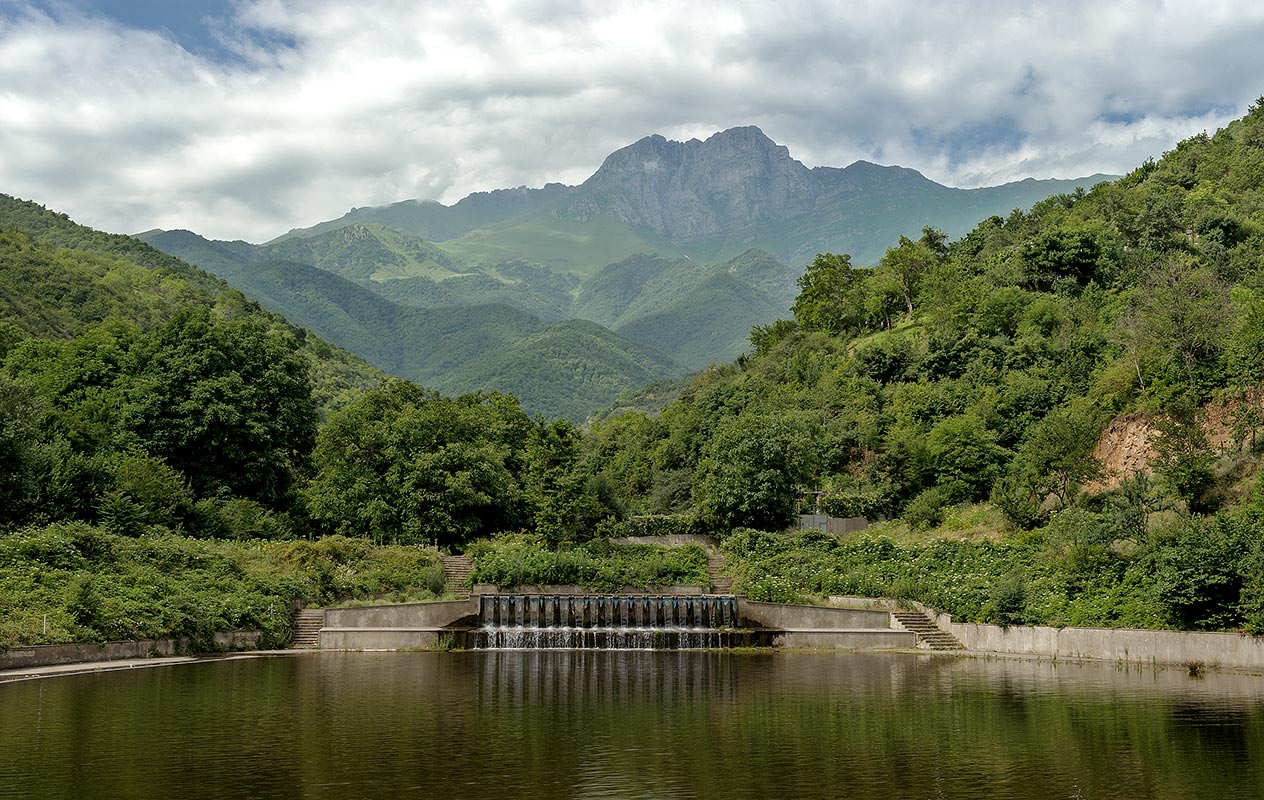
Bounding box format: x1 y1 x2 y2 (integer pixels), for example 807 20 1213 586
615 269 788 369
571 249 799 368
265 223 465 282
0 195 382 415
267 184 571 244
151 224 796 374
443 320 687 422
141 228 683 419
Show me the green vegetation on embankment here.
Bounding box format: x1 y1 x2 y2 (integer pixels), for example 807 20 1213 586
0 528 444 648
465 534 710 593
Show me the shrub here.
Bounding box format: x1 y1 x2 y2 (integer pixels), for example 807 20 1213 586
988 572 1028 626
902 487 947 531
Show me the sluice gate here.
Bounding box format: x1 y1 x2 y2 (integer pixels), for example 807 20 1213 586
472 594 757 650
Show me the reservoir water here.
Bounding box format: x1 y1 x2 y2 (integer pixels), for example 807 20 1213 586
2 651 1263 799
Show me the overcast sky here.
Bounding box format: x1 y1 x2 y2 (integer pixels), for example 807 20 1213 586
3 0 1264 242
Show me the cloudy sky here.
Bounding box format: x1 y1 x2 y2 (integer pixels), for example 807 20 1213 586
3 0 1264 242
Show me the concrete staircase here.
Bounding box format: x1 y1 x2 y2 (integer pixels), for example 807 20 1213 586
892 610 964 650
442 555 474 597
290 608 325 649
707 555 733 593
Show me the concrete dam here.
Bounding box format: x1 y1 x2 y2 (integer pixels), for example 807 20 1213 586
314 593 921 651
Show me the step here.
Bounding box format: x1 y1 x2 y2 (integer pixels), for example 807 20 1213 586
442 556 474 597
290 608 326 649
891 611 965 650
705 556 732 592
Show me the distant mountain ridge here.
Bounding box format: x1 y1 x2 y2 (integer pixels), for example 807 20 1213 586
142 126 1116 420
272 125 1114 267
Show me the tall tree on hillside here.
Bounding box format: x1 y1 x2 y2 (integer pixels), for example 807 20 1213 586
0 374 40 523
791 253 867 336
877 235 938 316
119 308 317 505
1123 255 1230 391
693 411 817 531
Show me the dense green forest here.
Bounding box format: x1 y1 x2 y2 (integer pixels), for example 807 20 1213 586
4 100 1264 649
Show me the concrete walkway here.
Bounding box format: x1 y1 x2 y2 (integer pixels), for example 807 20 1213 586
0 651 301 684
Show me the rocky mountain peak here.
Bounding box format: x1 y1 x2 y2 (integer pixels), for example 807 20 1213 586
563 126 817 241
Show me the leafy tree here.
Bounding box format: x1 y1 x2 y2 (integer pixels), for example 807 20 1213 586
693 412 817 531
925 413 1007 502
525 419 606 546
1009 404 1103 508
1019 227 1103 291
0 374 41 523
119 308 317 505
1152 404 1218 513
876 235 938 315
304 381 527 546
791 253 867 336
1147 515 1247 629
1125 256 1230 394
748 318 799 357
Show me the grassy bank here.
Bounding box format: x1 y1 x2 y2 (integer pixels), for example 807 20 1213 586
0 524 445 650
723 495 1264 633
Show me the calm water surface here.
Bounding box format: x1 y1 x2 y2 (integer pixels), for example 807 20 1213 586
2 651 1263 799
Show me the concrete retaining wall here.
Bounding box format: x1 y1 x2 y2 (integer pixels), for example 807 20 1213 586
0 631 261 671
826 596 907 611
775 629 916 649
320 628 448 651
324 598 478 630
797 515 872 535
739 600 892 630
935 614 1264 670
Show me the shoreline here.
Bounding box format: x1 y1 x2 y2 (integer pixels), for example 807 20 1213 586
0 650 307 685
7 644 1264 686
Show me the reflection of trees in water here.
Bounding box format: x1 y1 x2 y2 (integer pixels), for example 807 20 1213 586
4 653 1263 799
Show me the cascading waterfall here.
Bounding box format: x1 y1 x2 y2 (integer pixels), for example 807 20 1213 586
474 595 742 650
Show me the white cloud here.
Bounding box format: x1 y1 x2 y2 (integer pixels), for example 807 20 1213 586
1 0 1263 241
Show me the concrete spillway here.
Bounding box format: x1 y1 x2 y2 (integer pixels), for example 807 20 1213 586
317 593 919 651
474 594 748 650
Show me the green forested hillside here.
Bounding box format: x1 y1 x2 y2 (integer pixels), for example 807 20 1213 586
573 100 1264 631
0 196 382 414
264 223 465 282
442 319 687 421
569 250 799 368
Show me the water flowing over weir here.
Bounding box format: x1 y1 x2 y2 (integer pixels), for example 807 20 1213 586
472 595 747 650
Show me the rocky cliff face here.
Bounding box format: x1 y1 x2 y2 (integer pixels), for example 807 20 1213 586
563 126 822 240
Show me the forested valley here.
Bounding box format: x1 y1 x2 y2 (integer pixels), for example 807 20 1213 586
4 100 1264 649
